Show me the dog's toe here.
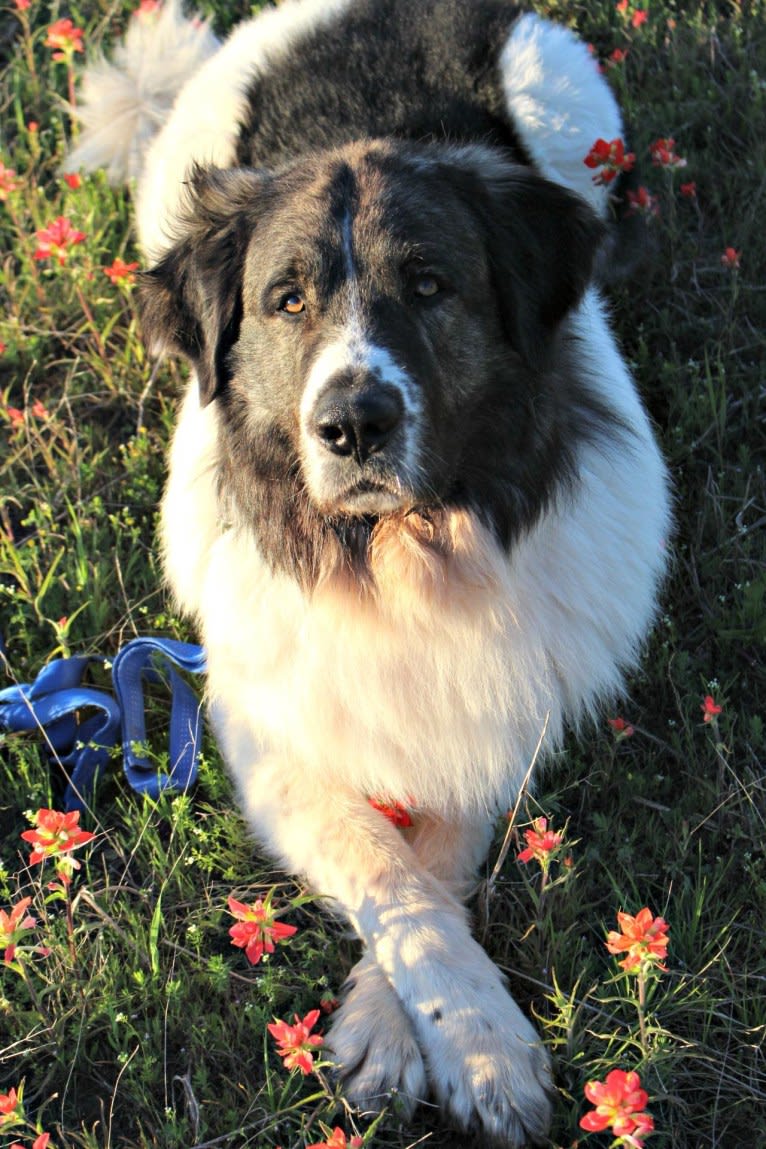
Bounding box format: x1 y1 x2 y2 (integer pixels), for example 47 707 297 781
326 955 427 1116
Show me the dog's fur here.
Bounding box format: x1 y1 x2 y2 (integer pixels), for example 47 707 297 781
70 1 671 1143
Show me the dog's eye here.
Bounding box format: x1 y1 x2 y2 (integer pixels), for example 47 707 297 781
279 292 305 315
412 274 441 299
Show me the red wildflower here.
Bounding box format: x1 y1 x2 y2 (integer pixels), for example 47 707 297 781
616 0 649 29
584 137 635 185
517 816 564 865
606 907 669 972
608 48 629 66
0 1087 23 1127
608 716 636 738
11 1137 50 1149
626 186 660 218
0 897 37 963
103 257 140 286
135 0 162 19
580 1068 654 1143
650 137 687 169
701 694 723 721
227 894 297 966
5 406 25 429
21 808 95 883
0 341 6 355
267 1009 324 1075
63 172 81 190
720 248 740 271
0 162 21 201
680 181 697 198
307 1128 363 1149
45 17 84 60
31 399 49 419
368 796 413 827
33 216 86 266
14 0 32 9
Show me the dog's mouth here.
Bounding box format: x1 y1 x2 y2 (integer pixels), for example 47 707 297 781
330 477 415 517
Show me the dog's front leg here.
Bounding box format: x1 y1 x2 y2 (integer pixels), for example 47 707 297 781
327 813 496 1117
236 760 552 1147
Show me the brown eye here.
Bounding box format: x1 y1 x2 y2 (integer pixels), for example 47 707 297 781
280 292 305 315
412 274 441 299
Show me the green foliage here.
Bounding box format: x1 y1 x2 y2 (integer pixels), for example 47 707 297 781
1 0 764 1147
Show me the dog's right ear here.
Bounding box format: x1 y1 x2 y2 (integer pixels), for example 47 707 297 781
139 165 270 406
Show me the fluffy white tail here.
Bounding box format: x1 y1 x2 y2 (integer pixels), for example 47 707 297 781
67 0 219 183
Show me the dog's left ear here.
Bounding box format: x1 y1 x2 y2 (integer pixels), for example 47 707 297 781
139 165 270 405
468 163 606 369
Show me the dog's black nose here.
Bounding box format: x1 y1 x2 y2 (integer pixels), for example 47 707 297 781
312 383 403 465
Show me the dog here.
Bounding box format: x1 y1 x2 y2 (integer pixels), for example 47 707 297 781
69 1 671 1143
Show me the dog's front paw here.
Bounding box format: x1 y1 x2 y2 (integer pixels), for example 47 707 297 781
326 954 427 1116
413 959 553 1146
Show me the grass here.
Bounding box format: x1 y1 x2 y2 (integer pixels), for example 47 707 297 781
1 0 765 1146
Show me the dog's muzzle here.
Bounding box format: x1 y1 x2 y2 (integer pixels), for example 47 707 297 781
311 377 404 467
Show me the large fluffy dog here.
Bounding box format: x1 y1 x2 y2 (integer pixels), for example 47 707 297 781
71 1 670 1143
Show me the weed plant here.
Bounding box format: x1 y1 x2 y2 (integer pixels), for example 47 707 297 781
0 1 764 1147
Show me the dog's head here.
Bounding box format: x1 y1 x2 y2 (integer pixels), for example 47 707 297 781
141 140 609 585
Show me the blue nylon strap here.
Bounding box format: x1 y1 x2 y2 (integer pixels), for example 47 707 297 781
0 638 207 811
112 638 207 799
0 655 121 812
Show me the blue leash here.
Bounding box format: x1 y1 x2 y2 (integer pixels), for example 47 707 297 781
0 638 207 812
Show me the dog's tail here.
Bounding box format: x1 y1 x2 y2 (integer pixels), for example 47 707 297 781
67 0 219 184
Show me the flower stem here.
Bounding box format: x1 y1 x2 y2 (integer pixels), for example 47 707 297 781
637 966 648 1052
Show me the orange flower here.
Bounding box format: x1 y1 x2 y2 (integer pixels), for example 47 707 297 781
0 162 20 201
33 216 86 265
103 257 140 286
517 816 564 866
12 1135 51 1149
650 137 687 169
5 405 24 429
701 694 723 721
267 1009 324 1075
607 47 629 66
0 897 37 963
608 716 635 738
21 808 95 883
720 248 740 271
134 0 162 20
45 17 84 60
0 1087 23 1127
616 1 649 29
626 186 660 218
307 1128 363 1149
63 172 81 189
606 907 669 972
584 137 636 185
580 1068 654 1142
227 894 297 965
